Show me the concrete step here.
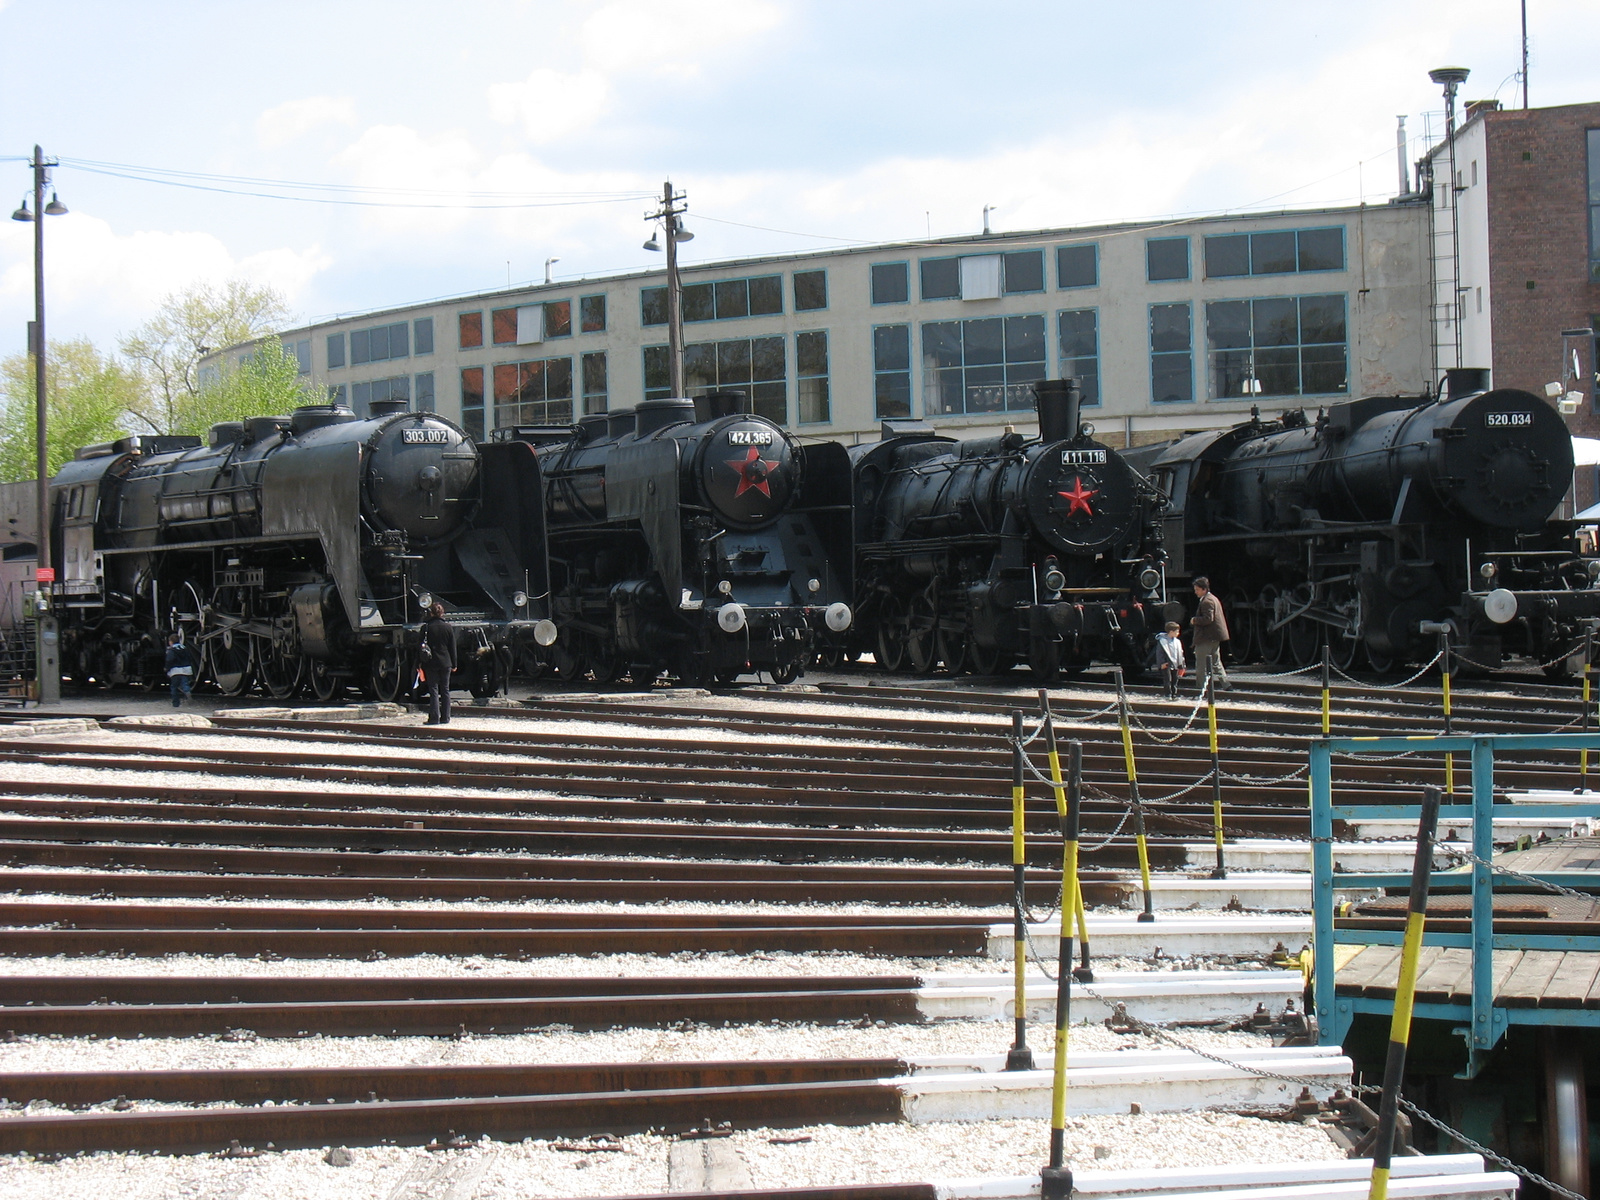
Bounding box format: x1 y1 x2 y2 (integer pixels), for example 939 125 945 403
991 914 1312 960
1181 839 1471 873
917 969 1303 1023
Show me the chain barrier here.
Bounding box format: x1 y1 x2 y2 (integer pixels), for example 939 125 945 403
1223 764 1310 785
1453 644 1578 675
1130 688 1211 744
1242 661 1325 680
1056 978 1589 1200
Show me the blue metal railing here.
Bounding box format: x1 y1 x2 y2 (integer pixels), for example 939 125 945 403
1310 733 1600 1076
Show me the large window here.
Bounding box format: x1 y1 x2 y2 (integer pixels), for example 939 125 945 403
796 331 830 424
871 262 909 305
640 274 783 325
1057 310 1100 407
1589 130 1600 282
351 321 409 365
543 299 572 338
458 311 483 349
873 324 911 419
494 356 574 426
582 351 607 414
414 371 435 411
1203 227 1346 278
461 368 485 439
918 252 1044 301
580 294 606 333
921 315 1046 416
1205 294 1348 398
646 336 786 423
794 270 827 311
491 307 518 345
326 332 346 369
1146 237 1190 283
1150 303 1193 403
1057 244 1098 289
350 375 410 417
413 317 434 355
284 338 310 374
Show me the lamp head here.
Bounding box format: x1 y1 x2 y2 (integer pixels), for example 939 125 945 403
43 193 67 217
11 197 32 223
673 223 694 242
1429 66 1471 87
642 232 661 252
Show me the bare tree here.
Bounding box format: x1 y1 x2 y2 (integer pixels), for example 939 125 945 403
120 280 291 434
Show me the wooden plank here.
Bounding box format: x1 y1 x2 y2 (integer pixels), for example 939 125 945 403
1411 947 1472 1005
1336 945 1403 998
1496 949 1567 1007
1537 952 1600 1009
1491 950 1525 999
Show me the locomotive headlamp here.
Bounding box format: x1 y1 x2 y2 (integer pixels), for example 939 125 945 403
533 619 558 647
824 602 853 632
717 602 747 633
512 590 529 609
1479 562 1497 580
718 579 733 595
1042 560 1066 593
807 578 821 593
1138 566 1162 591
1589 559 1600 579
1080 423 1095 439
416 591 432 609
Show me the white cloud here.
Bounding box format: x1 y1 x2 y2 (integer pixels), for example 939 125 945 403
578 0 785 79
256 96 359 148
488 69 610 143
0 214 329 347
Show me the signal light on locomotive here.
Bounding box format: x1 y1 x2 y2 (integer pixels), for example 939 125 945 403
1138 565 1162 591
807 578 821 594
416 591 432 609
1589 560 1600 580
1042 558 1066 593
512 590 529 609
533 619 558 647
718 580 733 595
1479 562 1497 580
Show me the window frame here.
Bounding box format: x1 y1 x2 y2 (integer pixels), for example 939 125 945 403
870 261 910 306
918 256 962 301
872 323 913 420
1000 249 1046 295
919 313 1048 418
1146 237 1191 283
458 311 484 349
579 294 607 334
1056 308 1101 408
1203 292 1349 400
1149 301 1194 404
581 350 608 414
1056 243 1099 290
493 353 576 428
793 269 828 312
795 329 830 425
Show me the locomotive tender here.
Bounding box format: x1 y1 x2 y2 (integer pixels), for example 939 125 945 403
1129 368 1600 673
507 391 853 685
848 379 1172 680
23 400 552 699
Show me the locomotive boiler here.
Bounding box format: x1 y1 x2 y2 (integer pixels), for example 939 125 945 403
1129 368 1600 673
515 391 853 685
38 400 552 699
848 380 1171 681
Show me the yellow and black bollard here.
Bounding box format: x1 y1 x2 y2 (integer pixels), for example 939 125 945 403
1320 641 1332 737
1041 738 1082 1200
1113 667 1155 921
1006 710 1035 1071
1207 673 1226 879
1419 622 1453 793
1367 784 1441 1200
1040 690 1093 981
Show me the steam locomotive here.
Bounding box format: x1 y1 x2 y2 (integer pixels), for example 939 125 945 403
1127 369 1600 673
846 380 1172 681
504 391 853 685
21 400 553 699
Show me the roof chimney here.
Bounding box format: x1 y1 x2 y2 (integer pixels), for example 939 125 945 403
1465 99 1501 122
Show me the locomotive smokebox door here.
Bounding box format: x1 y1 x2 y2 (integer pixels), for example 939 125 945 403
696 420 799 528
1024 443 1140 555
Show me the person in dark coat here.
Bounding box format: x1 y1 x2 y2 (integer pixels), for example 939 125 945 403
164 633 197 708
1190 576 1230 689
421 602 457 725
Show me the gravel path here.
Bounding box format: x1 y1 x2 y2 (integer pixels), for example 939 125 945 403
0 1110 1343 1200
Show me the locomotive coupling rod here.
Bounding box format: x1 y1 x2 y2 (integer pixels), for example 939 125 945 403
1005 710 1035 1071
1040 689 1091 980
1206 674 1226 880
1042 735 1082 1200
1366 785 1440 1200
1113 667 1155 922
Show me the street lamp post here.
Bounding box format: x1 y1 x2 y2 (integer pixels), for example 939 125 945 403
644 181 693 397
11 145 67 704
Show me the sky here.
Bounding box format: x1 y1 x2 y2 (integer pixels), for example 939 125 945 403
1 0 1596 356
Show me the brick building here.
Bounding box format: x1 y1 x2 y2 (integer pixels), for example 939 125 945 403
1429 99 1600 507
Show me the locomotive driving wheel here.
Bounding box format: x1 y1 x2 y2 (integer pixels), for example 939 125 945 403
768 659 803 685
1257 585 1286 665
1226 589 1255 664
874 595 908 673
259 639 303 700
904 594 939 675
368 644 408 703
309 659 342 702
935 621 969 675
1027 635 1061 684
205 627 255 697
967 641 1013 676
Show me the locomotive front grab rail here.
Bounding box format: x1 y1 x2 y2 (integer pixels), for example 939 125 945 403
1310 731 1600 1079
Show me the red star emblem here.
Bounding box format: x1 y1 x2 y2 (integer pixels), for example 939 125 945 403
726 445 779 498
1058 476 1099 517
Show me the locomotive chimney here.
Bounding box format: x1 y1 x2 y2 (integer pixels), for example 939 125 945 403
693 389 749 423
1035 378 1082 444
1443 367 1491 401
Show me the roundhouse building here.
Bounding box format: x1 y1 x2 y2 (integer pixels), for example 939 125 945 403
211 201 1433 450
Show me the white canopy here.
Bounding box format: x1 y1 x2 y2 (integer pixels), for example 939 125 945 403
1574 436 1600 467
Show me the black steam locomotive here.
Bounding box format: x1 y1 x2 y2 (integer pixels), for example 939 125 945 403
28 401 553 699
1128 369 1600 673
847 380 1172 681
506 392 853 685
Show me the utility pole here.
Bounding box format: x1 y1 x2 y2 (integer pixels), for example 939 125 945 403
645 181 692 397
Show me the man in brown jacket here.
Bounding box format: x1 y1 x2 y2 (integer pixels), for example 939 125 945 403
1190 576 1229 689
